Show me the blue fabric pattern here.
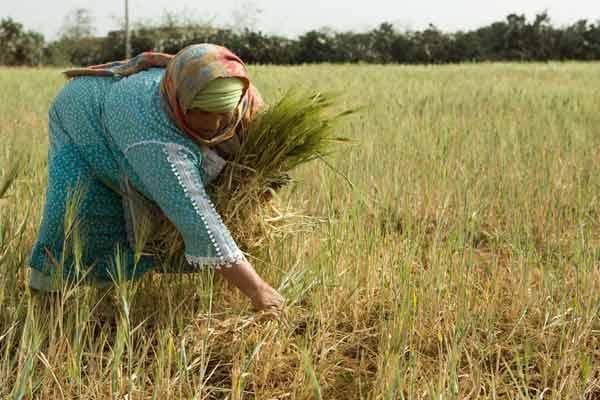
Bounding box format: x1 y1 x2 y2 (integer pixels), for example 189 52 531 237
29 68 243 290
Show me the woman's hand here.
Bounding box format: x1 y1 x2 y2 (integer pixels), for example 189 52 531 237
250 282 285 312
217 259 284 312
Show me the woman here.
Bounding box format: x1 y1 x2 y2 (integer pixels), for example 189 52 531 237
28 44 284 312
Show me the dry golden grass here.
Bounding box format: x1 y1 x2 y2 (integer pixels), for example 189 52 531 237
1 63 600 399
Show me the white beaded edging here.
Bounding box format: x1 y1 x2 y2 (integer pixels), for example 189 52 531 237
185 253 246 270
124 140 199 159
163 142 242 265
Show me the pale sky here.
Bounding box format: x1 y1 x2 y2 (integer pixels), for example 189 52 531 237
3 0 600 40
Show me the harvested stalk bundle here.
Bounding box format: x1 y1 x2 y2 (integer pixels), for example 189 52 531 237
126 91 353 268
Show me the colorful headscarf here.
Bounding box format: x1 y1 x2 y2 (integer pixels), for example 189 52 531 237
63 44 263 148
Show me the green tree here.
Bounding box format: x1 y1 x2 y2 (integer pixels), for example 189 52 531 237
0 18 44 66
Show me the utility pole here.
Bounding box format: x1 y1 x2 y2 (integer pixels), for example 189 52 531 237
125 0 132 58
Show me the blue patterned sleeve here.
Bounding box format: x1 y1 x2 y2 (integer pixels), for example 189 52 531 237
124 141 245 269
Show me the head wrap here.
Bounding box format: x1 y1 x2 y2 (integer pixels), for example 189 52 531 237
190 78 245 113
63 44 263 149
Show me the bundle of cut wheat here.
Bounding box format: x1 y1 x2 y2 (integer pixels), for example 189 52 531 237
126 91 353 268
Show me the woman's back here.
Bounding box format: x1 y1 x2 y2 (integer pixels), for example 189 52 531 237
51 69 203 192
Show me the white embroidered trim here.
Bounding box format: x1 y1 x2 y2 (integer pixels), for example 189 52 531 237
125 141 224 184
185 253 246 270
163 143 241 266
124 141 199 162
199 146 227 183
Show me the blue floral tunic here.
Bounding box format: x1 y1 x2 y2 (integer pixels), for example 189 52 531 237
29 68 244 290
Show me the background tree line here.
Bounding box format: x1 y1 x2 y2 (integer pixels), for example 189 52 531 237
2 11 600 66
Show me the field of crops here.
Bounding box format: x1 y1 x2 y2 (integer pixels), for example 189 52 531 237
1 63 600 399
